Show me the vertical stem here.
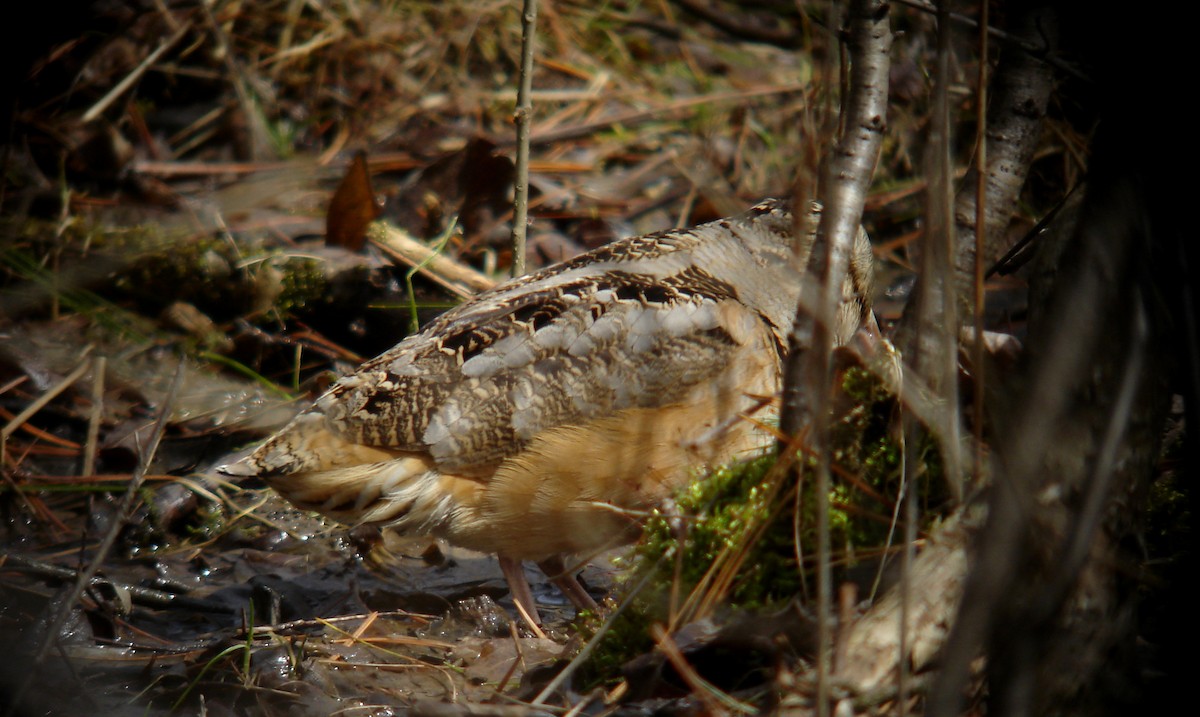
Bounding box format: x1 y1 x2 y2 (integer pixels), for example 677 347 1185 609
899 419 917 715
972 0 989 486
510 0 539 278
813 6 842 709
82 356 106 477
934 0 963 503
816 375 832 717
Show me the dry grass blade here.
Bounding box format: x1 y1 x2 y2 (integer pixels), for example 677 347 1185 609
679 449 799 624
81 21 193 123
81 356 105 477
0 356 92 446
1 356 93 518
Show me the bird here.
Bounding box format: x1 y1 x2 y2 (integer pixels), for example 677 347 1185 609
219 199 875 626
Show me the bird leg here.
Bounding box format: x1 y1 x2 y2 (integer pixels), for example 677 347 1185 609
537 555 599 612
498 556 544 632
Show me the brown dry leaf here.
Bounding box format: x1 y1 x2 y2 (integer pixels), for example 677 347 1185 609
325 150 382 251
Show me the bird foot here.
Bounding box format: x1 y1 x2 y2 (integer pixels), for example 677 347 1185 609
498 556 547 637
536 555 599 612
498 555 599 635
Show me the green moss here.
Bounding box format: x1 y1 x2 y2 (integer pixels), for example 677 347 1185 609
4 216 344 324
573 602 655 686
276 255 329 314
184 495 230 543
649 453 791 605
1144 466 1190 560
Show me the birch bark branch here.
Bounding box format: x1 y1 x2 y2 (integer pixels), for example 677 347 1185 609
777 2 890 714
952 3 1057 318
779 3 891 438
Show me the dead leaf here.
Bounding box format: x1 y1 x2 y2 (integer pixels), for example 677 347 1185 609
326 150 382 251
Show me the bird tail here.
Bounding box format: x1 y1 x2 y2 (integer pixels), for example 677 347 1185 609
216 411 447 528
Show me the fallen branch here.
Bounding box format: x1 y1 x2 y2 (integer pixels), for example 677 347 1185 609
0 553 237 615
368 222 496 299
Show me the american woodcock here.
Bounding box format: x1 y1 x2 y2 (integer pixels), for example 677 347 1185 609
219 199 874 625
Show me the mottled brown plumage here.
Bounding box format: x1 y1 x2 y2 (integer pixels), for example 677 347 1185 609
219 199 874 624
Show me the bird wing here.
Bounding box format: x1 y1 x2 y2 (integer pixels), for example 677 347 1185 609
311 237 784 472
227 200 802 480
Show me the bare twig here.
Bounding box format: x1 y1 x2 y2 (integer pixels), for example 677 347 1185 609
81 21 192 123
511 0 539 278
1040 296 1148 612
971 0 989 497
926 163 1167 717
899 412 919 716
892 0 1087 83
891 0 1056 510
779 1 890 437
896 2 1057 357
898 9 966 707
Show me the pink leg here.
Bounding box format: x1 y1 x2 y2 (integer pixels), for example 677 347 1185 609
537 555 599 612
498 556 543 629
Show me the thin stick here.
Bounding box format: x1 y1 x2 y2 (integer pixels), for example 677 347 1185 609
82 356 105 477
2 553 237 614
972 0 989 490
892 0 1088 83
82 22 192 123
1 355 92 444
899 416 917 715
494 621 525 694
776 2 892 713
511 0 539 278
512 598 548 641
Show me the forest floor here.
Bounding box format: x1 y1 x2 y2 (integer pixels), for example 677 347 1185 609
0 2 1100 715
